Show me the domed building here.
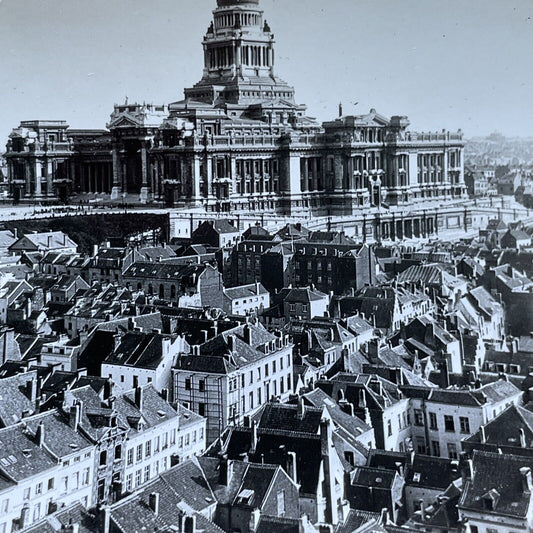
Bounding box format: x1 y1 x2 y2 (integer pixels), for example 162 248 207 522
4 0 467 218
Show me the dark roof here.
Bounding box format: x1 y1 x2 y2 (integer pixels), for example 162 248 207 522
405 454 460 490
459 450 533 518
464 404 533 448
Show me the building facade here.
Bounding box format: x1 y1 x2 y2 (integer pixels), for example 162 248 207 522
4 0 467 214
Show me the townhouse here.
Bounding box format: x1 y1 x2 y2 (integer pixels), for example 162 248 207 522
403 379 523 459
173 321 293 444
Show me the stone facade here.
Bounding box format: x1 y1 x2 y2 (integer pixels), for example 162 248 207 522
3 0 467 214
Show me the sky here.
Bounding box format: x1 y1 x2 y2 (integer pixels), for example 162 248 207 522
1 0 533 145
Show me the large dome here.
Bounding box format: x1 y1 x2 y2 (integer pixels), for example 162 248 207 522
217 0 259 6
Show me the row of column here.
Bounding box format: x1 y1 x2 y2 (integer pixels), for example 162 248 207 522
9 158 58 197
371 215 438 241
78 162 113 193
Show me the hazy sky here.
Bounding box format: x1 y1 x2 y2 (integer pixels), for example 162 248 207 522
1 0 532 144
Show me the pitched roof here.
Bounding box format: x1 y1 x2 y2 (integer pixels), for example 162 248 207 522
459 450 533 518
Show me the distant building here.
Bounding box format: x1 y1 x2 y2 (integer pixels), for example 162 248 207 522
8 231 77 255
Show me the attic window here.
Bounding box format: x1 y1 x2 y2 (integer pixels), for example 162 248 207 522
237 488 255 504
157 410 167 418
413 472 421 483
22 449 32 457
0 458 9 466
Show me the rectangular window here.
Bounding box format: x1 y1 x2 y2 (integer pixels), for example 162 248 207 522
459 416 470 434
249 371 254 385
143 465 150 483
444 415 455 432
277 490 286 517
429 412 438 430
126 473 133 492
265 363 269 376
387 419 392 437
414 409 424 426
35 482 43 495
199 379 205 392
145 440 152 457
136 444 143 462
447 442 458 459
432 440 440 457
135 469 142 487
199 403 206 417
47 478 54 491
185 378 191 390
127 448 134 466
1 499 8 514
83 468 90 486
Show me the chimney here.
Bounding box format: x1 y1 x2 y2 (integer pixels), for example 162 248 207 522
297 396 305 419
395 461 404 477
69 402 81 431
358 388 367 408
26 377 38 403
320 418 332 456
250 421 258 454
380 508 390 526
135 386 144 411
104 380 114 400
440 359 450 389
480 425 486 444
520 428 527 448
227 334 235 352
36 421 45 447
418 499 426 522
521 467 533 493
286 451 298 485
256 281 261 295
219 454 229 485
243 325 252 345
367 338 380 363
148 492 160 515
161 388 169 402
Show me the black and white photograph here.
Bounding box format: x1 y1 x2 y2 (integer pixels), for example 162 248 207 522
0 0 532 531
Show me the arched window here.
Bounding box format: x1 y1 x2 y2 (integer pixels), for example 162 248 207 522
159 284 165 299
148 283 153 295
170 285 176 299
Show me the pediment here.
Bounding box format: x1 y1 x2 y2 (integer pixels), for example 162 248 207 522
109 114 142 129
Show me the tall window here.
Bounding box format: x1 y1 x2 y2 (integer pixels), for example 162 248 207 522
447 443 458 459
444 415 455 432
459 417 470 434
277 490 286 517
429 412 438 430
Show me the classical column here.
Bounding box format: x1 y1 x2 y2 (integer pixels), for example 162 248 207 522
111 147 121 199
312 158 319 191
139 142 149 204
206 156 214 200
302 158 309 192
230 157 237 197
34 160 42 196
192 156 202 204
47 160 54 196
